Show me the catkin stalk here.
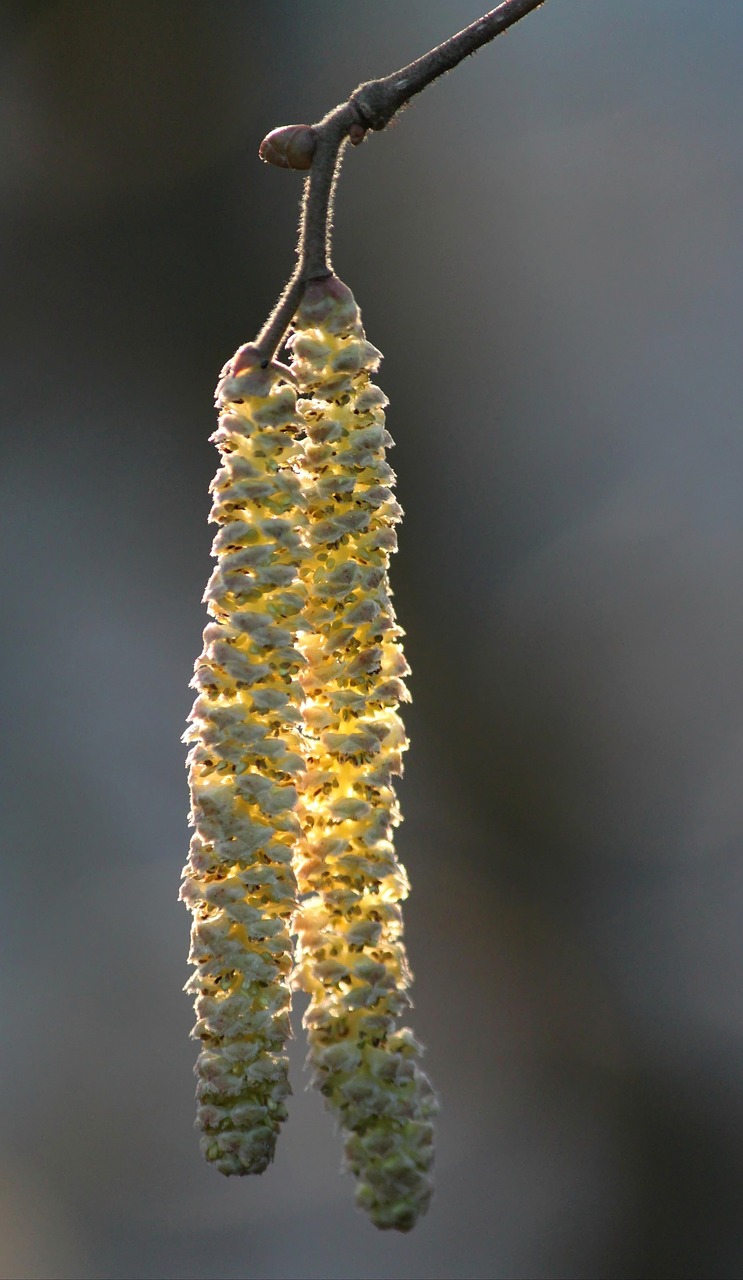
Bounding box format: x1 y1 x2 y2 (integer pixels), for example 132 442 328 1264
288 277 437 1232
181 352 307 1175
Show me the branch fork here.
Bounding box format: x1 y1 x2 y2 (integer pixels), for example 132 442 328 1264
250 0 546 365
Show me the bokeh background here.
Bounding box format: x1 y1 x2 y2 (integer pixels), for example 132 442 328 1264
2 1 743 1276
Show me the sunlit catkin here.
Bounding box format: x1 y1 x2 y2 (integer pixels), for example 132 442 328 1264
288 277 437 1232
181 349 307 1175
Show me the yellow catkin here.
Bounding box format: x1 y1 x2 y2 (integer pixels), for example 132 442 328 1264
180 351 307 1175
288 277 437 1232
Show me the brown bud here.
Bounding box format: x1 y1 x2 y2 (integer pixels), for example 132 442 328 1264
348 123 366 147
259 125 316 171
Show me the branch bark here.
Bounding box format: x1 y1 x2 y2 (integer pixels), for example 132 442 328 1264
254 0 547 363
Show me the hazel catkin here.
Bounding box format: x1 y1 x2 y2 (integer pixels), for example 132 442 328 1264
288 276 437 1232
181 351 308 1175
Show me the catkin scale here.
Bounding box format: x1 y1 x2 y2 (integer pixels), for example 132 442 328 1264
181 354 307 1176
288 277 437 1232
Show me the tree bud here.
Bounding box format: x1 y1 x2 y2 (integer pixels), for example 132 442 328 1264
259 125 316 171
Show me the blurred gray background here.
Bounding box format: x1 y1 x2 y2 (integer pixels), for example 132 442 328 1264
2 1 743 1276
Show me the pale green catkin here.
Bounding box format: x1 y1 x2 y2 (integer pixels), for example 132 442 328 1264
288 277 437 1232
181 355 307 1175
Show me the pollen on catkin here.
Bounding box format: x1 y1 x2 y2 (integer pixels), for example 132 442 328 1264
287 276 438 1232
180 349 307 1176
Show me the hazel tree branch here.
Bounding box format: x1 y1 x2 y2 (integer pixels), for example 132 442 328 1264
252 0 547 365
351 0 547 128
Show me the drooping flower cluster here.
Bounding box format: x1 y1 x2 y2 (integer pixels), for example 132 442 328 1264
288 279 437 1232
181 352 307 1175
181 279 437 1229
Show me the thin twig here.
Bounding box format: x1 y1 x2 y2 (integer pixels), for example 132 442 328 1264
254 270 303 358
298 114 353 280
254 0 546 362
